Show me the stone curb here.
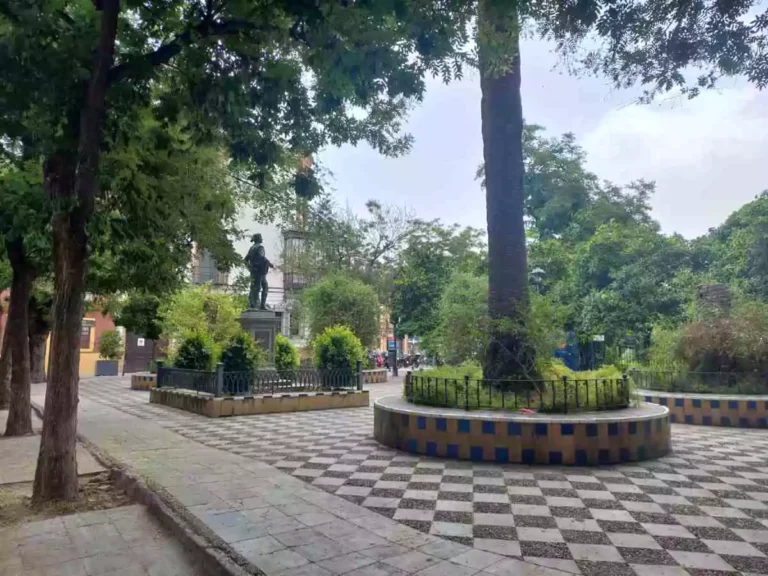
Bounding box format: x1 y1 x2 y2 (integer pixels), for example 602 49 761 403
30 402 264 576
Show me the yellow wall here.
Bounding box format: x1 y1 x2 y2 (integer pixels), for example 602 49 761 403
43 321 115 378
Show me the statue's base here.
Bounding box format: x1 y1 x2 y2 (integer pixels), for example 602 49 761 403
239 309 283 362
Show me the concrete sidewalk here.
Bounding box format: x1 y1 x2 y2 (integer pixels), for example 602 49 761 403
29 383 559 576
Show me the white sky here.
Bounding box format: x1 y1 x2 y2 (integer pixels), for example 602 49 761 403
313 37 768 240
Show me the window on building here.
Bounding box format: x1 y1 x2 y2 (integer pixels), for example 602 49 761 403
80 325 91 349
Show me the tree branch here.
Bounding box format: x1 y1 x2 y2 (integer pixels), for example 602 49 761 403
107 19 259 85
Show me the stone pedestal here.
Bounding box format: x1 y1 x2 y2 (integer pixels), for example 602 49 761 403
239 309 283 361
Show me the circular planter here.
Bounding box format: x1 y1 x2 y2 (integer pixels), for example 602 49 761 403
639 390 768 428
374 395 670 465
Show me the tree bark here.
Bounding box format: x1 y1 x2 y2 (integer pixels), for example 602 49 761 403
5 237 34 436
0 319 11 410
33 0 120 503
478 0 534 380
29 292 52 384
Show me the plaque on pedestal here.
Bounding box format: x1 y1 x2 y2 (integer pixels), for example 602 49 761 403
239 309 283 361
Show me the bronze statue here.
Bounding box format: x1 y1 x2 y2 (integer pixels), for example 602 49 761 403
244 233 274 309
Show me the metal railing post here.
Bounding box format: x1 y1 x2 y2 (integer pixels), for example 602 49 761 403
216 363 224 397
464 375 470 411
356 360 363 391
156 361 164 389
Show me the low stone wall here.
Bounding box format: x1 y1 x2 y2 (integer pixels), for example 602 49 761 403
131 373 157 390
150 388 369 418
639 390 768 427
363 369 388 384
374 396 670 465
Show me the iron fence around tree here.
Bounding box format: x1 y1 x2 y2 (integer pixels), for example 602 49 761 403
629 369 768 395
404 373 631 413
156 361 363 397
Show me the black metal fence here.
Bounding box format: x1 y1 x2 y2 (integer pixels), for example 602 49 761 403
404 373 631 413
156 361 363 397
630 369 768 394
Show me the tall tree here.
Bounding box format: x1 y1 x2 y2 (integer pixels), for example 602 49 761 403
1 0 472 501
477 0 532 379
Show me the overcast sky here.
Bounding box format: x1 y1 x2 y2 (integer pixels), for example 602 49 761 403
314 37 768 241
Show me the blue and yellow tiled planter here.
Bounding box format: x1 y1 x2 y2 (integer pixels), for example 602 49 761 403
639 390 768 428
374 396 670 465
130 373 156 390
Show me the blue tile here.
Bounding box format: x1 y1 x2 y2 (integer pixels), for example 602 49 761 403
535 423 548 436
507 422 522 436
482 421 496 435
446 444 459 458
586 423 598 437
575 450 588 466
684 415 694 424
721 416 731 427
710 399 720 409
703 415 713 426
549 451 563 465
436 418 447 432
760 418 768 429
401 414 409 426
417 416 427 430
408 438 418 453
740 418 751 428
458 419 470 433
608 423 619 436
670 413 678 423
470 446 484 461
598 449 611 464
495 447 509 463
643 420 651 435
620 448 631 462
658 397 668 406
561 423 574 436
728 400 739 410
748 400 758 410
628 421 638 435
644 395 652 402
426 441 437 456
637 446 647 460
522 449 535 464
692 398 702 408
674 398 684 407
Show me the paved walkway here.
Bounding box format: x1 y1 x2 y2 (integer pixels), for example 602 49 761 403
73 377 768 575
0 410 103 485
0 504 206 576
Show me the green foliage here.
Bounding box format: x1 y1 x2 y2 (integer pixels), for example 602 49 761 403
407 361 630 413
274 334 299 371
98 330 123 360
304 274 379 346
160 284 243 353
431 272 488 365
313 325 365 371
115 293 163 341
391 221 486 341
221 332 266 372
174 332 215 371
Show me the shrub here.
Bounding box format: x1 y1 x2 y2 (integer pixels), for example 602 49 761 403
274 334 299 371
221 332 266 372
304 274 379 346
174 331 215 371
313 325 365 371
98 329 123 360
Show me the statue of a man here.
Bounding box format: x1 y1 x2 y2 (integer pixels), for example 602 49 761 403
244 234 274 309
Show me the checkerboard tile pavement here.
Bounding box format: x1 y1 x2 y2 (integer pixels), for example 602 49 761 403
81 377 768 575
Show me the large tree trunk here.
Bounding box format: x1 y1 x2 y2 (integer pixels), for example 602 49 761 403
0 317 11 410
33 0 120 503
478 0 534 380
5 237 34 436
